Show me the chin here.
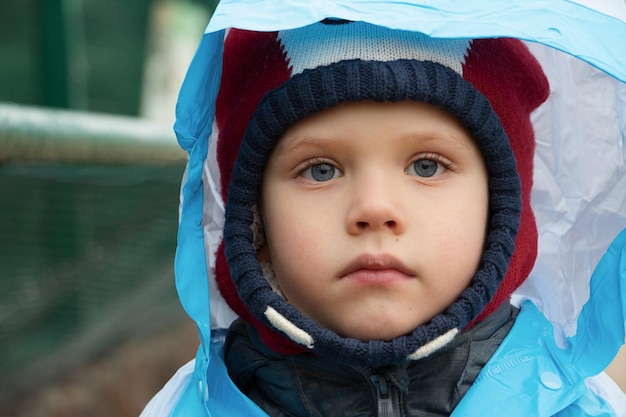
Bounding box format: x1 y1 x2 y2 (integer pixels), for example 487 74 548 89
338 322 420 342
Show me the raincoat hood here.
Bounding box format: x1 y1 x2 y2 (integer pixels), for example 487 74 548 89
142 1 626 416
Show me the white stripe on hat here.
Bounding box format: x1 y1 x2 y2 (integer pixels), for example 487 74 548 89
279 21 472 76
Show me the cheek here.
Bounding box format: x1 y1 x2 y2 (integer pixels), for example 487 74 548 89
264 221 328 311
431 186 488 278
263 198 323 279
449 194 487 244
261 194 343 315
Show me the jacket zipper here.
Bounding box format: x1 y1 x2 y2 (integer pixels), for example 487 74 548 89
370 374 402 417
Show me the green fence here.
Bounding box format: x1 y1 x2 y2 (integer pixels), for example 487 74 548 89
0 0 218 412
0 0 217 115
0 103 188 405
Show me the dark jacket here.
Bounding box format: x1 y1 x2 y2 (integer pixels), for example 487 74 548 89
225 304 517 417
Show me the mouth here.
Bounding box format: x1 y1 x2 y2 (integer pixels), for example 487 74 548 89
339 254 415 284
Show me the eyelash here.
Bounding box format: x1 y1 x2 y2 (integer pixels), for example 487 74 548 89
296 157 342 180
295 153 456 181
412 152 456 171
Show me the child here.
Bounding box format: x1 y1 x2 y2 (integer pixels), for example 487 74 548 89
142 16 626 417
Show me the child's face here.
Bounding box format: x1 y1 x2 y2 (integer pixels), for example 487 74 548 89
260 100 489 341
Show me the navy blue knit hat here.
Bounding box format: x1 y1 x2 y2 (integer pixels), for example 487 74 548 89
214 20 549 367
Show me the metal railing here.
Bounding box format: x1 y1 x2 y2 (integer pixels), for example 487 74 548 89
0 102 186 164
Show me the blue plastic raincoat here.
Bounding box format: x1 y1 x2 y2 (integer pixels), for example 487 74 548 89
141 1 626 416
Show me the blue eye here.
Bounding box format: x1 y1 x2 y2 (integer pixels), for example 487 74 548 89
302 163 340 182
409 158 442 178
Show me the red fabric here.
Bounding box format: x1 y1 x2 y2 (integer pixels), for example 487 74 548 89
214 30 305 353
462 39 550 323
215 30 292 201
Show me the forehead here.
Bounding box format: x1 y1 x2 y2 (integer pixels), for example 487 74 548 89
272 100 477 155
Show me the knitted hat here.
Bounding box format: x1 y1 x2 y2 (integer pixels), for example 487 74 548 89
213 20 549 367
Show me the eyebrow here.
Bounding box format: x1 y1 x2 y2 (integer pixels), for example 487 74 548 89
276 127 477 156
412 130 477 152
274 135 335 154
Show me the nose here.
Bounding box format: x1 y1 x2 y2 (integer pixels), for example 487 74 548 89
346 173 406 235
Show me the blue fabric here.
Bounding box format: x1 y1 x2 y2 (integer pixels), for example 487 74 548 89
174 30 225 352
172 332 269 417
451 228 626 417
206 0 626 83
170 2 626 415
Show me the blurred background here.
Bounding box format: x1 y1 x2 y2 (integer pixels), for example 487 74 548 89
0 0 215 416
0 1 623 417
